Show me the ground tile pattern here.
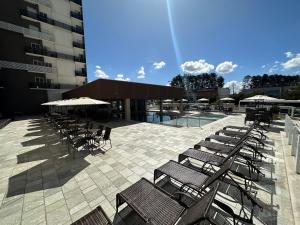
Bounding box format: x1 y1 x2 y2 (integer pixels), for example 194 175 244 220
0 115 296 225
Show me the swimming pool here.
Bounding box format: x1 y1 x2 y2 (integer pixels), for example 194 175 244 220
146 112 226 127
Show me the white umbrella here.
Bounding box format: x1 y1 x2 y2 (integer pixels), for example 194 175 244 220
163 99 173 103
56 97 110 106
41 100 63 106
220 97 234 101
177 99 188 102
197 98 209 102
242 95 278 102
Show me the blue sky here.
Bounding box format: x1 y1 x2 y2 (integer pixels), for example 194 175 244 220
83 0 300 89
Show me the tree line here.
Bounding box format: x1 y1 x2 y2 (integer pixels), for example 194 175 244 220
243 74 300 89
170 73 224 90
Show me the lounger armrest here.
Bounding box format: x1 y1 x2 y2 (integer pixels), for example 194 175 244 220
173 191 197 208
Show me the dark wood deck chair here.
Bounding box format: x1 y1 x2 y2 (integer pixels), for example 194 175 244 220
116 178 220 225
154 159 262 223
71 206 112 225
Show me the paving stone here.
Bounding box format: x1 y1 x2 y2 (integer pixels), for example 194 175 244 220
1 115 295 224
45 191 64 206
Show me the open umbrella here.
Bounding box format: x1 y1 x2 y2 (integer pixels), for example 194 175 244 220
242 95 278 102
177 99 188 102
220 97 234 101
56 97 110 106
41 100 63 106
197 98 209 102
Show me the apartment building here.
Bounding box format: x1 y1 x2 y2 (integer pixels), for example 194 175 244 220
0 0 87 116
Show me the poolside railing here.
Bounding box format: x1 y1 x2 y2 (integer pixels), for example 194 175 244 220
285 114 300 174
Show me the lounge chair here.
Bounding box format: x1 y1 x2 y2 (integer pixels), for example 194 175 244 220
154 159 262 223
194 140 265 163
179 144 263 182
71 206 112 225
116 178 220 225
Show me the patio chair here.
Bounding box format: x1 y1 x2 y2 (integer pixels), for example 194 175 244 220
71 206 112 225
116 178 220 225
205 134 265 160
154 159 262 224
194 140 265 163
178 147 263 184
95 127 112 148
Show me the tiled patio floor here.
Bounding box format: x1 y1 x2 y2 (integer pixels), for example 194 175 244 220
0 115 298 225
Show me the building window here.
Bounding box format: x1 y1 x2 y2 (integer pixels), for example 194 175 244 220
29 25 39 31
35 77 45 83
31 43 41 49
27 7 37 14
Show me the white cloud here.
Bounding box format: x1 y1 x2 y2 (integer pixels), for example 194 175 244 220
282 54 300 70
268 64 279 73
224 80 243 94
115 74 130 81
261 65 266 69
137 66 145 78
153 61 166 70
166 82 171 86
180 59 214 74
285 51 294 58
94 66 109 79
216 61 238 74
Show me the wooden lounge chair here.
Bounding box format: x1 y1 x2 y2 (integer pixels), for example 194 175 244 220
116 178 220 225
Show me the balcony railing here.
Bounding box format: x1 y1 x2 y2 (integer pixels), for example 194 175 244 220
20 10 84 35
70 11 83 20
25 46 84 63
24 0 51 7
29 82 76 90
0 21 54 41
74 56 86 63
0 60 57 74
70 0 82 6
75 69 87 77
73 41 85 49
71 26 84 35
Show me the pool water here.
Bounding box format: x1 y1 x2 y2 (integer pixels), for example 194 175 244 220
146 112 226 127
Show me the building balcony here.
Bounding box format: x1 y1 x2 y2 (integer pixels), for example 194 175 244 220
29 82 60 89
24 0 51 7
75 69 87 77
0 21 54 42
74 56 86 63
71 26 84 35
0 60 57 74
29 82 76 90
70 11 83 20
70 0 82 6
25 46 84 63
20 10 84 35
73 41 85 49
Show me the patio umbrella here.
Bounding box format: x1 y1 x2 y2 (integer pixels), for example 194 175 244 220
197 98 209 102
220 97 234 101
177 99 188 102
56 97 110 106
242 95 279 102
56 97 111 119
41 100 63 106
163 99 173 103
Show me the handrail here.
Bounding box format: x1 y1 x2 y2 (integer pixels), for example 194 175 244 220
285 114 300 174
